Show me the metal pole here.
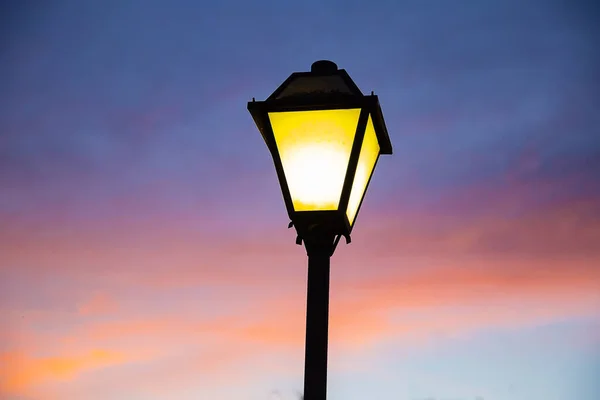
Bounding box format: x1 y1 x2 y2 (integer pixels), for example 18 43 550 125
303 247 331 400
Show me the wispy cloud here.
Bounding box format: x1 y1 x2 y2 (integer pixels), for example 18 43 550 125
0 349 127 396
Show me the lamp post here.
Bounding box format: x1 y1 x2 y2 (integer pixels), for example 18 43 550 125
248 60 392 400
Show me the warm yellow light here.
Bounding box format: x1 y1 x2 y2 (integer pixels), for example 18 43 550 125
268 109 361 211
346 115 380 225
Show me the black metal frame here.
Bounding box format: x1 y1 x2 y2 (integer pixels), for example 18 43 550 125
247 63 392 248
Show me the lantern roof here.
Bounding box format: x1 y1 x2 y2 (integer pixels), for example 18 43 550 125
267 60 364 101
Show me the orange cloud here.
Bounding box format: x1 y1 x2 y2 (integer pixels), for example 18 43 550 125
0 349 125 396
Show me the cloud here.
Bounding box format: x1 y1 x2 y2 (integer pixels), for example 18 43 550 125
76 292 118 316
2 240 598 397
2 196 598 391
48 255 600 348
357 194 600 259
0 349 126 396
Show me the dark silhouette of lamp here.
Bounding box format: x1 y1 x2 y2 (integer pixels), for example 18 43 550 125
248 60 393 400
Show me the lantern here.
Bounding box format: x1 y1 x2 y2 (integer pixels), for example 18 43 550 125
248 60 392 246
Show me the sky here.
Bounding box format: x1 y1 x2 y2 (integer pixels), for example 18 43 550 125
1 0 599 399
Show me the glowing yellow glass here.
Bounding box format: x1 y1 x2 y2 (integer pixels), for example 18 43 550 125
268 109 361 211
346 115 380 225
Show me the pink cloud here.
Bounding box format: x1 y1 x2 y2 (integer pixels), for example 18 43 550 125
2 249 598 397
77 292 118 316
2 172 599 397
358 195 600 258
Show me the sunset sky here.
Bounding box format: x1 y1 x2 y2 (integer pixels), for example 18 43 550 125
1 1 599 399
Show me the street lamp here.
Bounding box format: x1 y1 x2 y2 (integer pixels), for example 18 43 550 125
248 60 392 400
